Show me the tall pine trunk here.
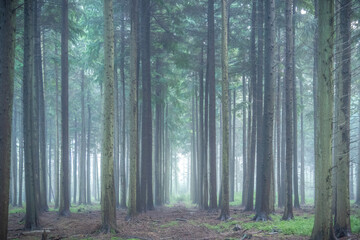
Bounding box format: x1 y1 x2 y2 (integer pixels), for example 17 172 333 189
100 0 117 232
282 0 294 220
334 0 352 237
59 0 70 216
310 0 336 238
0 0 16 237
128 0 139 217
219 0 230 221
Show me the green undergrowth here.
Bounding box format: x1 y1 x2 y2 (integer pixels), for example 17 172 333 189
201 220 240 232
160 220 179 228
198 213 360 237
8 206 26 214
69 204 101 213
166 194 196 208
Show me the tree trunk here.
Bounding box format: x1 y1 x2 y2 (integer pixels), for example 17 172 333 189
312 0 318 206
207 0 217 210
23 0 39 230
114 39 120 208
292 0 300 209
128 0 139 217
54 43 60 209
254 0 275 221
244 0 256 211
231 89 236 202
276 28 282 208
73 118 77 203
255 0 264 213
334 0 352 237
310 0 336 239
356 98 360 205
100 0 117 232
282 0 294 221
35 1 48 212
219 0 230 221
0 0 16 237
59 0 70 216
140 0 153 211
32 0 41 214
241 76 247 207
300 71 305 205
11 104 17 206
120 10 127 209
19 112 24 207
79 69 86 205
87 92 92 204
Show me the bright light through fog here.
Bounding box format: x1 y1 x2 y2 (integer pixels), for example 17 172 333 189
174 152 190 195
300 9 307 15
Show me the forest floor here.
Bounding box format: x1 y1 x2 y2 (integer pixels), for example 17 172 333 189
7 202 360 240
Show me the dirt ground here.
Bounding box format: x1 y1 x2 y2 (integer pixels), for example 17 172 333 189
6 204 357 240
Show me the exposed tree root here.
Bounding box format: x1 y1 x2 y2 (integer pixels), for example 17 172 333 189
253 212 272 222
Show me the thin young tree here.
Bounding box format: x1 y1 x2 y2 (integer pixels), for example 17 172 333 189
219 0 230 221
0 0 17 238
310 0 336 239
59 0 70 216
334 0 352 237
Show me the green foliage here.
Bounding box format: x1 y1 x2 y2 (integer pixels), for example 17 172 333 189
8 207 25 214
241 214 313 236
69 204 101 213
201 220 239 233
160 221 179 228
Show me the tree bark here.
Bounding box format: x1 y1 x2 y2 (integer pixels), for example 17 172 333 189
87 93 92 204
255 0 264 213
73 117 78 203
120 9 127 209
254 0 275 221
300 72 305 205
334 0 352 237
59 0 70 216
207 0 217 209
128 0 139 217
79 69 86 205
140 0 152 211
219 0 230 221
244 0 256 211
241 76 247 207
23 0 39 230
310 0 336 239
101 0 117 232
282 0 294 221
0 0 17 237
